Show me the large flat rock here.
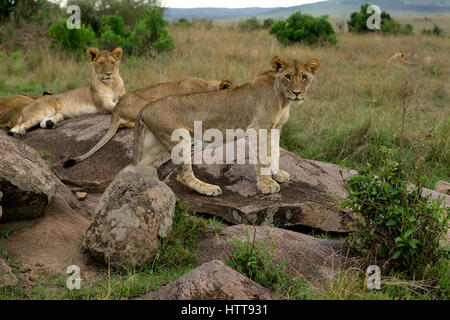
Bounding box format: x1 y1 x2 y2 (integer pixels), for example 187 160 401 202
23 114 133 192
158 143 356 232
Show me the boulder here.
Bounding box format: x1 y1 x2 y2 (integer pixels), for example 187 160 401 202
24 114 134 192
84 165 176 270
143 260 277 300
436 181 450 195
195 224 349 283
0 134 56 222
0 258 18 288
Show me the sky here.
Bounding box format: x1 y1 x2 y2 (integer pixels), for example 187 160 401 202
164 0 325 8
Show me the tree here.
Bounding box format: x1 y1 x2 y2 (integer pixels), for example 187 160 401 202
269 11 337 46
347 3 413 35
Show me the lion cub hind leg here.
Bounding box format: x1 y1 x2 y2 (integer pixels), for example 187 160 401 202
176 163 222 197
134 121 167 166
40 112 64 129
8 103 57 136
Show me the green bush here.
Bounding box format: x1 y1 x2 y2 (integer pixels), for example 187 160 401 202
98 14 131 51
238 17 262 31
422 24 445 37
49 18 97 52
269 11 337 46
341 146 449 279
263 18 274 29
127 8 174 55
49 7 174 56
348 3 413 35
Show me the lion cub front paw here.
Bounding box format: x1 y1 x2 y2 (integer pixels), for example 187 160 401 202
273 170 290 183
257 177 280 194
201 184 222 197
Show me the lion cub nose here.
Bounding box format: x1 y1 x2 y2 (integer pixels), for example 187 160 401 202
106 72 112 76
293 90 302 96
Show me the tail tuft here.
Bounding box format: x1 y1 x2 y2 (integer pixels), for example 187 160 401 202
63 159 77 168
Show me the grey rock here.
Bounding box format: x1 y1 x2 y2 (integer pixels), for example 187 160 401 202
195 224 349 283
24 114 134 192
159 140 356 232
84 165 175 270
0 258 18 288
0 134 56 222
143 260 277 300
436 180 450 195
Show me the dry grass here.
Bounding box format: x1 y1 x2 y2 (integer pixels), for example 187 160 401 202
0 22 449 186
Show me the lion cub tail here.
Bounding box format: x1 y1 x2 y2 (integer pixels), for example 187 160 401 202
63 109 122 168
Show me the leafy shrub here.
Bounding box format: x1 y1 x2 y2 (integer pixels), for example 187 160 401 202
263 18 274 29
98 14 131 51
49 18 97 52
422 24 445 37
269 12 337 46
341 146 449 279
238 17 262 31
348 3 413 35
126 8 174 55
175 18 192 27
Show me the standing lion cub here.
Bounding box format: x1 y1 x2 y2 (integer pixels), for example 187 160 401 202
134 55 320 196
8 47 126 136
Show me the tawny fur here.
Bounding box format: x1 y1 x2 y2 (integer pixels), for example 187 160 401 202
386 52 434 67
134 56 320 196
8 47 126 136
0 90 53 128
63 78 233 167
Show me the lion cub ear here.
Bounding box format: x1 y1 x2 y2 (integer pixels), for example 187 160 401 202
305 58 320 75
219 79 233 90
87 47 100 62
271 56 288 72
111 48 123 61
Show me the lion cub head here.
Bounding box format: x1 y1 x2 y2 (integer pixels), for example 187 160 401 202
271 55 320 105
87 47 123 83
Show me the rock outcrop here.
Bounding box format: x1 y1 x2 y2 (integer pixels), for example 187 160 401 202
143 260 277 300
0 134 56 222
84 165 175 270
23 114 134 192
195 224 349 283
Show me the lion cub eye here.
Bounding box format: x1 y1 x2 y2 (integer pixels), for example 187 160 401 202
302 74 308 81
285 74 291 80
111 61 115 65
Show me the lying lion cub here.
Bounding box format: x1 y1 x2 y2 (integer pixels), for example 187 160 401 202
8 47 126 136
63 77 233 168
0 90 53 129
134 55 320 196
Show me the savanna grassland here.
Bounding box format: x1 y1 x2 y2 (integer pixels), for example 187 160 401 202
0 14 449 300
1 18 449 187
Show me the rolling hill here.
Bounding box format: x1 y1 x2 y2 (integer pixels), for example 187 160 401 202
164 0 450 20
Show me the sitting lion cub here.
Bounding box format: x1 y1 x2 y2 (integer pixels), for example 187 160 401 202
134 55 320 196
8 47 126 136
